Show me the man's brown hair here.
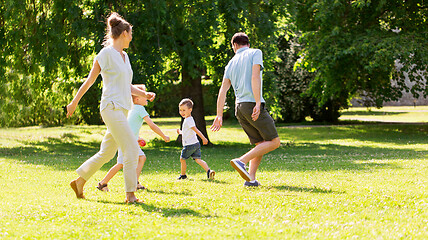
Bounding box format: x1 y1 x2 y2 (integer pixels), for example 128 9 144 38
231 32 249 46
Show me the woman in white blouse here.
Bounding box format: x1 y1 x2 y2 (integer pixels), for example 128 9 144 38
66 12 153 203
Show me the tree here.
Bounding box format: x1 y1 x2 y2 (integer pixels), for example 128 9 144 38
0 0 97 127
124 0 283 143
273 35 315 122
285 0 428 114
1 0 286 130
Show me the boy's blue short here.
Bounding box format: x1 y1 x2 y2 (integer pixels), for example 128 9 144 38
181 142 201 160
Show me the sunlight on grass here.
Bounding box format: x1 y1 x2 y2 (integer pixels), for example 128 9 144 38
1 115 428 238
340 106 428 122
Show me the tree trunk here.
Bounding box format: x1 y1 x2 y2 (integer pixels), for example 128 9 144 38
178 67 210 144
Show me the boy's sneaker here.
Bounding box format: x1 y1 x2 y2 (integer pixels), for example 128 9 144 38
177 175 187 180
207 169 216 180
244 180 261 187
230 159 251 181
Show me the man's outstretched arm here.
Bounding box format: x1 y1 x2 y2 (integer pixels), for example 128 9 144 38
210 78 231 132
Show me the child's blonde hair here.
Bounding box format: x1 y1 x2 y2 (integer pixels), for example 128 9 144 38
132 84 146 101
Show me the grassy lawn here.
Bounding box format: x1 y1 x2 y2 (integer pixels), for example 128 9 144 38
1 112 428 239
340 106 428 123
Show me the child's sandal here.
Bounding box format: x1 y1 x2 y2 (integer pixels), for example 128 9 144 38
97 182 109 192
137 181 146 190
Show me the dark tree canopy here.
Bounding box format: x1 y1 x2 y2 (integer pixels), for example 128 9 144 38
0 0 285 128
2 0 426 127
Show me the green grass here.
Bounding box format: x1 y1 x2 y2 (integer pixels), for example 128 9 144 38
1 113 428 239
340 106 428 123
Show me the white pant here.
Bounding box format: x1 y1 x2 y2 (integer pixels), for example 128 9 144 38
76 102 139 192
117 147 145 164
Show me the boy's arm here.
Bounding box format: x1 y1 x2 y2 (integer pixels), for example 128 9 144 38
191 126 208 145
143 116 170 142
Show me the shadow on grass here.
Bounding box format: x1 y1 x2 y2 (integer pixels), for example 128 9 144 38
269 185 345 194
1 124 427 174
277 124 428 145
145 189 192 196
91 199 213 218
0 139 423 173
200 179 229 184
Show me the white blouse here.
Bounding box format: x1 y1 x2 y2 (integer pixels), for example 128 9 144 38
95 46 133 111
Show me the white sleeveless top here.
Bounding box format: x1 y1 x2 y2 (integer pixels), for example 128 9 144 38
95 46 133 111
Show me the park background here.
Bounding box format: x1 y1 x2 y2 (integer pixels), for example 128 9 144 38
1 0 427 239
0 0 426 132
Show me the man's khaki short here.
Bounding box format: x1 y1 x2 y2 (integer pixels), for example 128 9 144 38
235 102 279 145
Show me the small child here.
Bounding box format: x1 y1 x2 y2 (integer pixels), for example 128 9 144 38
176 98 215 180
97 84 170 191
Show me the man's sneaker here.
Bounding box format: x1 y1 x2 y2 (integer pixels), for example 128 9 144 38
244 181 261 187
230 159 251 181
207 169 216 180
177 175 187 180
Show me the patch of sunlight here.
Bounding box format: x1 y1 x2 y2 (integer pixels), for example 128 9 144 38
312 139 428 151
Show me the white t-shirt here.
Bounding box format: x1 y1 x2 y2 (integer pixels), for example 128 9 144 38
95 46 133 111
182 116 199 146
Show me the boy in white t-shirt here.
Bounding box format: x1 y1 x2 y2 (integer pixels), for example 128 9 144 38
97 84 170 191
176 98 215 180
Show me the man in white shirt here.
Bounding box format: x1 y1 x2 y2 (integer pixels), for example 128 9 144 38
211 32 280 187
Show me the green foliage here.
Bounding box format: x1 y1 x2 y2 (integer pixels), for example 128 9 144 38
78 80 103 125
273 35 316 122
273 35 343 122
0 0 98 127
285 0 428 109
126 0 284 126
1 0 287 127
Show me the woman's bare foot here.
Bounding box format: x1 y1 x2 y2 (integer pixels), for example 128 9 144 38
70 177 86 199
125 192 143 203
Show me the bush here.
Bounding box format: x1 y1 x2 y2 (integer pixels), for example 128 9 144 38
273 35 342 123
273 36 316 122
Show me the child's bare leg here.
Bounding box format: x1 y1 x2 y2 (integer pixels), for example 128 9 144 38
136 155 146 180
180 158 187 175
136 156 146 189
100 163 123 185
195 158 209 172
